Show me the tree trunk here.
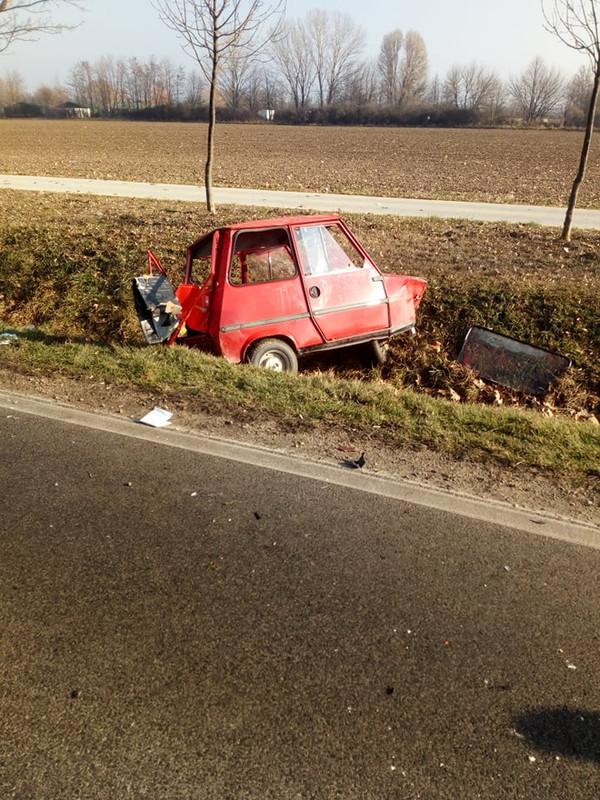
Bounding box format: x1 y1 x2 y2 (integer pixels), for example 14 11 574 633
562 68 600 242
205 49 218 213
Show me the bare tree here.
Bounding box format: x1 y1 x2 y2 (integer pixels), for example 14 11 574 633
255 64 282 110
565 63 591 118
113 59 129 109
0 0 82 53
94 56 121 114
242 63 281 111
139 57 161 107
242 63 261 109
272 18 314 111
69 59 95 109
173 64 187 104
377 28 403 105
306 9 365 107
326 13 365 106
126 57 145 109
543 0 600 241
398 31 428 108
156 58 178 105
220 45 254 109
33 82 68 107
0 69 25 105
427 73 442 105
508 56 564 122
443 62 499 112
348 59 378 107
305 8 327 108
69 56 192 113
185 68 204 106
154 0 284 212
443 65 462 107
564 62 598 122
481 74 507 124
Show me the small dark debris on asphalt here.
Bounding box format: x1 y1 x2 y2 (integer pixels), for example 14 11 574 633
254 511 262 520
70 689 81 700
385 686 395 696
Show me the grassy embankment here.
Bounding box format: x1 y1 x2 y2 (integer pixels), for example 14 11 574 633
0 191 599 476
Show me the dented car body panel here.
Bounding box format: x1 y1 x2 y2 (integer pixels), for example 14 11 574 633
133 214 427 370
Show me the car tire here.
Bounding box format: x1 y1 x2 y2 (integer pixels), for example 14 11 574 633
246 338 299 374
368 339 390 367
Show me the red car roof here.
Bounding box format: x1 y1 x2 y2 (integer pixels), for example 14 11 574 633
222 214 341 231
188 214 342 252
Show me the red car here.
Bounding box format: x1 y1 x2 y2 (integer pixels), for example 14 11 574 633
133 214 426 373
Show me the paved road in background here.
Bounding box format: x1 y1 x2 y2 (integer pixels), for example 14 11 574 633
3 173 600 229
2 406 600 799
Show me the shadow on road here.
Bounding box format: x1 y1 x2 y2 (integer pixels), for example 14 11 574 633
515 708 600 763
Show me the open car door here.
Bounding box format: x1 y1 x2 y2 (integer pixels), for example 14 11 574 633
132 251 182 344
292 222 390 342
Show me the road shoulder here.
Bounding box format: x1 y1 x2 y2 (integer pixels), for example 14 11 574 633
2 173 600 228
2 369 598 533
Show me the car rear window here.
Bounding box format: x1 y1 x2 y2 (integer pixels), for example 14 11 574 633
230 228 297 285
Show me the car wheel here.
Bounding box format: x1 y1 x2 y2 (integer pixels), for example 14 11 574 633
368 339 390 367
246 338 299 374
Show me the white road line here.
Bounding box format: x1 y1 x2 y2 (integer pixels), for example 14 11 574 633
1 389 598 549
2 173 600 229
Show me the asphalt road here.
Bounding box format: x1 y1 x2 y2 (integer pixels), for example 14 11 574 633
1 411 600 799
3 173 600 229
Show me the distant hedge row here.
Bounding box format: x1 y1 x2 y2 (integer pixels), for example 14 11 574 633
5 100 592 127
0 101 503 128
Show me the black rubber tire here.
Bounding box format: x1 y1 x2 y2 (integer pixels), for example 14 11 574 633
368 339 390 367
246 338 299 374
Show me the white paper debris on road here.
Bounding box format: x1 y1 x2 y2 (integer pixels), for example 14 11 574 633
137 407 173 428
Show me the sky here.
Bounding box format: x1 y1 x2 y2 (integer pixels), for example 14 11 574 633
2 0 588 91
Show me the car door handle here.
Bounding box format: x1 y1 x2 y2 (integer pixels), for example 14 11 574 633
309 286 320 298
371 275 384 283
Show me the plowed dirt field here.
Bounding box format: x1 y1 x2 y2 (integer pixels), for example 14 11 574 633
2 119 600 207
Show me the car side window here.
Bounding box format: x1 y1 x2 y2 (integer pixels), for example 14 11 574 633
295 225 368 276
229 228 297 285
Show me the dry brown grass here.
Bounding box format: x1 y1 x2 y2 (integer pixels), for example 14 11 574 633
2 119 600 207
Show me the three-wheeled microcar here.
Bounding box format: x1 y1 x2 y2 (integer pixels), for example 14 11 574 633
133 214 426 373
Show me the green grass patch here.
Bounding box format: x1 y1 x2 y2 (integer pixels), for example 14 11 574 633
1 326 599 477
